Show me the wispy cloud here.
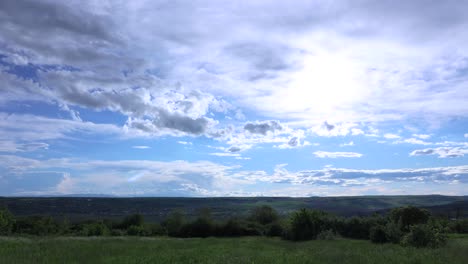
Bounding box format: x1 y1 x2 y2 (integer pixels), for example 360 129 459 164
410 147 468 158
132 145 150 149
313 151 363 158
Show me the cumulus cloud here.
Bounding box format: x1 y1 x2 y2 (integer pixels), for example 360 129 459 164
1 155 466 196
313 151 363 158
410 147 468 158
227 146 242 152
244 120 283 135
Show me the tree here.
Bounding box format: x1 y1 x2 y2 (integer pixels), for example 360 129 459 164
286 209 327 241
0 208 15 235
120 214 144 229
370 225 388 243
390 206 430 232
162 210 186 237
249 205 278 225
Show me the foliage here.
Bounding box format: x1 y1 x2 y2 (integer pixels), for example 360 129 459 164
162 210 186 237
316 229 340 240
14 216 60 236
285 209 328 241
384 221 403 243
369 225 388 243
390 206 431 232
401 224 448 248
249 205 278 225
119 214 144 229
265 221 284 237
0 208 15 235
449 219 468 234
79 221 110 236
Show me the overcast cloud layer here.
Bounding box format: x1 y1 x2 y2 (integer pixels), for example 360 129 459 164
0 0 467 196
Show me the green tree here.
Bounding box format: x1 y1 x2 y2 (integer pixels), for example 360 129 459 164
0 208 15 235
286 209 327 241
249 205 278 225
162 210 186 237
390 206 430 232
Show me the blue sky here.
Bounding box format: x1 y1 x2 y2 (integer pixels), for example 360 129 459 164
0 0 468 196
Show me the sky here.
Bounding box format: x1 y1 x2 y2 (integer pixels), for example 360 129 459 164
0 0 468 197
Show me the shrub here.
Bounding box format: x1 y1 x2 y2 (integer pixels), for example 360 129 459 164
179 217 214 238
384 221 403 244
14 216 60 236
249 205 278 225
266 221 284 237
127 225 150 236
370 225 388 243
0 208 15 235
390 206 430 232
120 214 144 229
342 217 371 239
79 221 110 236
401 224 447 248
285 209 327 241
450 219 468 234
162 210 186 237
317 229 339 240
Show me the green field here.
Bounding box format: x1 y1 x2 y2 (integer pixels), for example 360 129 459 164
1 235 467 264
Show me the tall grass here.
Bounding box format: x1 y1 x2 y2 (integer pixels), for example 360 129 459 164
0 235 466 264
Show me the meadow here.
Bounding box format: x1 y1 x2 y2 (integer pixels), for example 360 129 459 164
0 235 467 264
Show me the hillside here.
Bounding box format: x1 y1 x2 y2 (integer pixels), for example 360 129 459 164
1 195 467 222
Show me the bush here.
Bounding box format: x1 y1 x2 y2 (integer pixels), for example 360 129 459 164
249 205 278 225
127 225 150 236
450 219 468 234
390 206 430 232
79 222 110 236
317 229 339 240
384 221 403 244
0 208 15 235
14 216 60 236
179 217 214 238
266 221 284 237
285 209 328 241
401 224 447 248
342 217 371 240
370 225 387 243
120 214 144 229
162 210 186 237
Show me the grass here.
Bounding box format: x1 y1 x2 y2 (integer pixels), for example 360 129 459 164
0 235 467 264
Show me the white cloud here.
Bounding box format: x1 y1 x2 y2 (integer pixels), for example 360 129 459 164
132 145 150 149
313 151 363 158
177 141 192 145
210 152 241 157
413 134 431 140
396 138 432 145
410 147 468 158
1 155 466 196
340 141 355 147
384 133 400 139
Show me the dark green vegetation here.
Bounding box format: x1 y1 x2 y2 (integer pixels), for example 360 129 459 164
1 202 467 248
0 235 467 264
1 195 467 222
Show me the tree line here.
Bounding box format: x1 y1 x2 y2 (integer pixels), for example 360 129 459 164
1 205 467 248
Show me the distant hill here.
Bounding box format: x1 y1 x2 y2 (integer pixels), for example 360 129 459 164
1 195 467 222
